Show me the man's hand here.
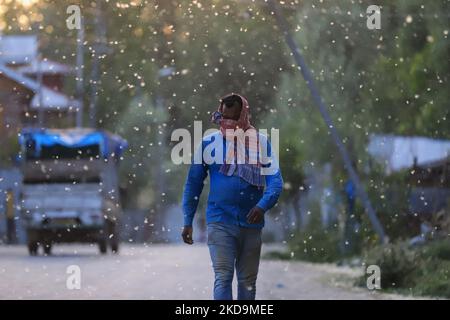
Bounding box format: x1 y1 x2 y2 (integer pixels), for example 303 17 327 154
182 226 194 245
247 206 265 224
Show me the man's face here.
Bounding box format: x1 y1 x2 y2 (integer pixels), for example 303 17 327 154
221 101 242 121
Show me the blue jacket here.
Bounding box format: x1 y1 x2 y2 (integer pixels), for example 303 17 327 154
182 131 283 229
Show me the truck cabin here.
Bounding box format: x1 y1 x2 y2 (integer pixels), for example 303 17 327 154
18 128 128 184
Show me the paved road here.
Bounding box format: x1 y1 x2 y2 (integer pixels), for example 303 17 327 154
0 243 416 300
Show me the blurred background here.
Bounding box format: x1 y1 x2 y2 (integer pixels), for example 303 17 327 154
0 0 449 298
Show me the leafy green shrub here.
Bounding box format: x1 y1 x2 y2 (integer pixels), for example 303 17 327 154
263 250 292 260
361 241 420 289
289 229 341 263
413 240 450 298
420 240 450 261
412 260 450 298
264 206 344 263
288 211 342 263
360 239 450 298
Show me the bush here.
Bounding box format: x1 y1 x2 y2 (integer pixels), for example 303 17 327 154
288 228 342 263
412 260 450 298
263 207 344 263
414 239 450 298
287 211 343 263
361 241 420 289
420 240 450 261
360 239 450 298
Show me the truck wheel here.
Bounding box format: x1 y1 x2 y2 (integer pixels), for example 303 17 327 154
107 220 119 254
43 242 52 256
99 240 107 254
28 242 39 256
110 227 119 254
111 241 119 254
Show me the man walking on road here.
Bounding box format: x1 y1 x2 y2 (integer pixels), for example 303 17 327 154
181 93 283 300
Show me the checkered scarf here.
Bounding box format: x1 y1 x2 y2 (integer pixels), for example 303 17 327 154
211 94 265 188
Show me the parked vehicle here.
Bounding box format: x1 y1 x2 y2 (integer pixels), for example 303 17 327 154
19 128 127 255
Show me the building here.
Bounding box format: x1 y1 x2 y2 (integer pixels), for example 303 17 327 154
0 35 80 164
368 134 450 234
0 35 81 243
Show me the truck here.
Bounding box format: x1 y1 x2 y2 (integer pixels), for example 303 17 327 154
18 128 127 255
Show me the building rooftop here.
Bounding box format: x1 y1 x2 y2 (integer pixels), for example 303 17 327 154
0 63 80 111
0 35 38 65
17 58 72 75
368 134 450 174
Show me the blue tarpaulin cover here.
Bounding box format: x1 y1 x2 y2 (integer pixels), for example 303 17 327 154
19 128 128 159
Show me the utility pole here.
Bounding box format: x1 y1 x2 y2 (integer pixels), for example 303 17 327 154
88 1 108 128
268 0 387 244
37 52 44 129
153 67 173 216
75 16 85 128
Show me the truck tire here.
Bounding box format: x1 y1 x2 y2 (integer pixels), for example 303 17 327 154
43 242 52 255
111 241 119 254
27 230 39 256
107 220 119 254
110 226 119 254
28 241 39 256
99 239 107 254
